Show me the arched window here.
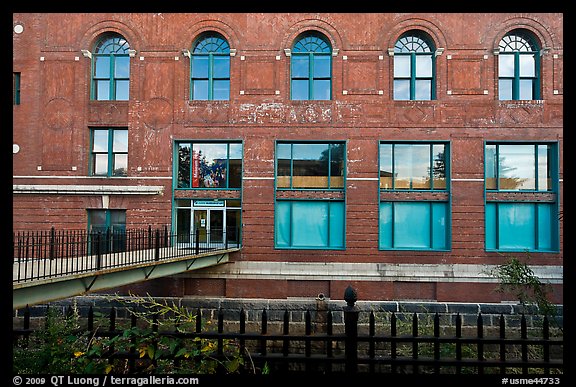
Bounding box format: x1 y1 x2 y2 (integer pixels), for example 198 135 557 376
393 31 436 100
498 29 540 100
190 33 230 101
92 33 130 101
291 32 332 100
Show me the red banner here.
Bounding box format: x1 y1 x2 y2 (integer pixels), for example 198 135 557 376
192 150 199 187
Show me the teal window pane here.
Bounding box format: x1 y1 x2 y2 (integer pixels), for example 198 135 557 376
415 55 433 77
394 55 411 78
415 79 432 100
313 79 331 100
94 154 108 175
292 56 309 78
94 56 110 78
431 202 448 249
193 80 209 100
394 202 430 248
519 79 534 100
291 201 329 247
115 80 129 100
329 201 345 248
485 203 497 250
95 80 110 100
499 144 535 190
113 130 128 152
537 203 553 250
114 56 130 78
275 201 291 247
498 54 515 77
379 144 393 189
213 56 230 78
394 80 410 100
113 154 128 176
379 202 392 249
213 80 230 100
519 54 535 77
93 130 108 152
178 143 191 188
192 56 209 78
498 203 536 250
292 79 309 100
537 145 551 191
313 55 331 78
499 79 513 100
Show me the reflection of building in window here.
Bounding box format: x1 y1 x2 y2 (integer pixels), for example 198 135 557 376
176 142 242 189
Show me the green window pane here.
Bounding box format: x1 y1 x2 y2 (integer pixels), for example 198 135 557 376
292 79 309 100
329 201 345 248
178 143 191 188
379 144 393 189
213 80 230 100
394 55 411 78
192 80 209 100
292 55 309 78
498 79 513 100
114 56 130 78
313 80 331 100
485 203 497 250
95 80 110 100
415 55 433 78
94 56 110 78
537 203 553 250
393 80 410 100
313 55 331 78
415 79 432 100
92 130 109 152
192 56 209 78
115 80 129 100
498 144 535 190
113 154 127 176
431 202 448 249
292 143 329 189
113 130 128 152
94 154 108 175
213 56 230 78
519 54 535 77
519 79 534 100
498 54 515 77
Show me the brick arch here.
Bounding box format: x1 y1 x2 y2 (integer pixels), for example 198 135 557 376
281 18 344 53
78 20 143 53
381 16 448 52
488 16 559 51
179 19 241 51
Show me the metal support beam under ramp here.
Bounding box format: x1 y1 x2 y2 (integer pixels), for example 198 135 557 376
13 249 236 310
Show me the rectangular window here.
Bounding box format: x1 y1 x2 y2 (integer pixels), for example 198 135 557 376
379 142 448 190
379 202 449 250
87 209 126 253
90 128 128 177
176 141 242 189
275 200 344 249
485 202 557 252
13 72 21 105
276 142 345 189
485 143 553 191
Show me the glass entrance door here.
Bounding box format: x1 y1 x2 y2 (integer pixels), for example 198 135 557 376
192 208 225 246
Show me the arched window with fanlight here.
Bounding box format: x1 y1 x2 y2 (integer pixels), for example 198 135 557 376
498 29 541 100
190 33 230 101
92 33 130 101
393 31 436 101
291 32 332 100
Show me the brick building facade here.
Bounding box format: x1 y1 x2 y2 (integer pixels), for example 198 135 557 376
12 13 563 304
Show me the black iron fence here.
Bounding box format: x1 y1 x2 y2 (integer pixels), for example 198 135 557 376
13 226 241 284
12 287 563 375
